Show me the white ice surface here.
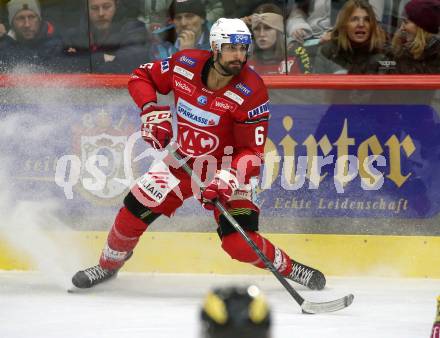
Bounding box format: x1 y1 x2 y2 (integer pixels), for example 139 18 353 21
0 271 439 338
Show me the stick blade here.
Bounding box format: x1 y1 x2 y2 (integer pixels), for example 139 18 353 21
301 294 354 314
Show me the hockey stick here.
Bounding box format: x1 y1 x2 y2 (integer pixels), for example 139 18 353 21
165 143 354 314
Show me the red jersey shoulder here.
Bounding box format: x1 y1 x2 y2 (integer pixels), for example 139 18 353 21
172 49 211 71
228 65 269 122
229 65 267 105
240 64 266 89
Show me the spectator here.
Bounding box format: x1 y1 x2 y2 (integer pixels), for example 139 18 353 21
62 0 150 73
0 0 63 72
248 3 312 74
286 0 332 44
388 0 440 73
313 0 387 73
149 0 213 58
200 285 271 338
169 0 211 51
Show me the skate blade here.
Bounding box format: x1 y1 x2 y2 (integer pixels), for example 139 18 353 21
67 285 90 293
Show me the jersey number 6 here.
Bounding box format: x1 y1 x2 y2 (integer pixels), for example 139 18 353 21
255 126 265 146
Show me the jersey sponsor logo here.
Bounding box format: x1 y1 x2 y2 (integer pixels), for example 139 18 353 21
160 60 170 73
229 33 251 45
137 169 179 203
173 75 196 95
202 87 214 95
235 82 252 96
173 65 194 80
178 55 197 68
176 98 220 127
177 123 219 157
197 95 208 106
224 90 244 105
210 97 237 112
248 101 269 119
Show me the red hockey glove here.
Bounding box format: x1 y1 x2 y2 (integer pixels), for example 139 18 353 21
201 169 239 210
140 104 172 150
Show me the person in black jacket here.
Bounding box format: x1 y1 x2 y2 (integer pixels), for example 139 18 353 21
313 0 387 74
62 0 150 73
389 0 440 74
0 0 63 72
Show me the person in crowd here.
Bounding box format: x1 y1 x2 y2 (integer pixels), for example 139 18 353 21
248 3 312 74
62 0 150 73
149 0 212 59
317 0 389 43
169 0 211 51
200 285 271 338
313 0 387 74
0 0 63 72
388 0 440 73
286 0 332 45
71 18 326 292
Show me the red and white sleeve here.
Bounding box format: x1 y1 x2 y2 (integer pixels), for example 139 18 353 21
128 58 174 110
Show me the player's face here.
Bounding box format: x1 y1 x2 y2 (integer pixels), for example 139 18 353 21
174 12 203 36
12 10 40 41
253 23 277 50
89 0 116 32
219 43 248 75
346 8 371 44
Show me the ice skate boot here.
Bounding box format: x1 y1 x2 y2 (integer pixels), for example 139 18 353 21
71 251 133 289
287 260 326 290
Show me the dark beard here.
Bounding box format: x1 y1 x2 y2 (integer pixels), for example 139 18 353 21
221 61 245 75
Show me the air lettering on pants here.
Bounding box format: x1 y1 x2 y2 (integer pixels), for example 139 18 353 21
136 161 180 204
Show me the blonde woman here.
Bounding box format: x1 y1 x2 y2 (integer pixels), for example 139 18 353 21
390 0 440 74
248 3 311 75
313 0 386 74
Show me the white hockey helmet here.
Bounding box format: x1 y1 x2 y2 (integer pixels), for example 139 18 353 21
209 18 252 54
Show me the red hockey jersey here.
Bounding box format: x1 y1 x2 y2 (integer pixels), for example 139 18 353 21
128 49 270 182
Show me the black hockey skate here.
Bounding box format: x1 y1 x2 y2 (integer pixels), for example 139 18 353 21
71 265 118 289
71 251 133 289
287 260 326 290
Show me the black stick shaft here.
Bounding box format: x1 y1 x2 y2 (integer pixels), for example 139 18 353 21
169 148 305 306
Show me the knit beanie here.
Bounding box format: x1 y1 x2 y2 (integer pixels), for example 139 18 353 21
7 0 41 25
404 0 440 34
169 0 206 19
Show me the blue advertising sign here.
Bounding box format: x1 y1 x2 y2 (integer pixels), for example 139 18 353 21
260 104 440 218
3 102 440 220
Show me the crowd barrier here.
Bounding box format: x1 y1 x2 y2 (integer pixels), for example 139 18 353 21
0 74 439 277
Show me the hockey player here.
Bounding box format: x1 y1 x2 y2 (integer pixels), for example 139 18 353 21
72 18 326 291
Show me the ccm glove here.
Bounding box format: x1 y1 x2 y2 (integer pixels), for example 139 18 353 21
140 104 172 150
202 169 239 210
